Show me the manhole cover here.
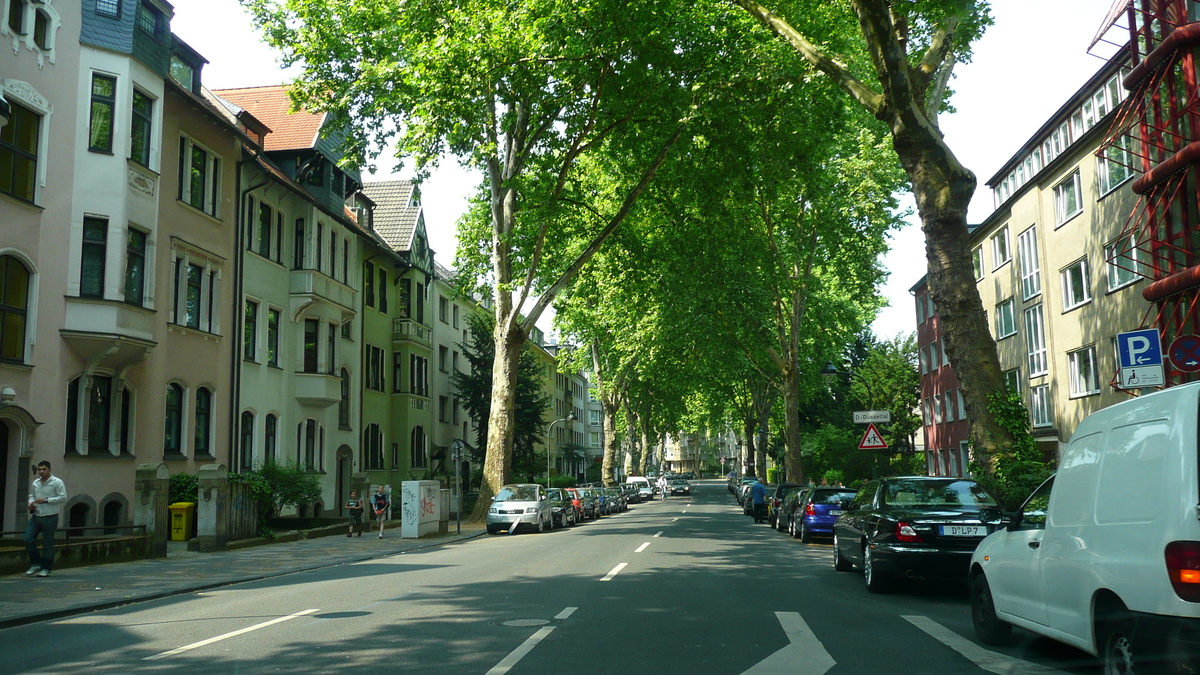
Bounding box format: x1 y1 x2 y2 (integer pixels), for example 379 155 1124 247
495 619 551 627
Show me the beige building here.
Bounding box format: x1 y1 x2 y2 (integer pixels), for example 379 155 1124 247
969 58 1146 456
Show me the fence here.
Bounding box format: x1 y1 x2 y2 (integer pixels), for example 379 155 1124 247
225 482 260 541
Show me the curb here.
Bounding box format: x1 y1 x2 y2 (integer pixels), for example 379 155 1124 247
0 530 487 631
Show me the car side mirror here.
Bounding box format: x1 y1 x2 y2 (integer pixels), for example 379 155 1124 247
1005 511 1023 531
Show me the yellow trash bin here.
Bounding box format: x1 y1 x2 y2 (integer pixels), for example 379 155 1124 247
169 502 195 541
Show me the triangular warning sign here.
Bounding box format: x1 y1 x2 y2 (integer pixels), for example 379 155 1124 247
858 423 888 450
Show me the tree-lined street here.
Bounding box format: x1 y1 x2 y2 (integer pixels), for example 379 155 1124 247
2 482 1101 673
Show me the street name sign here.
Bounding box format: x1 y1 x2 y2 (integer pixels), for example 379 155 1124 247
853 410 891 424
1116 328 1165 389
858 423 888 451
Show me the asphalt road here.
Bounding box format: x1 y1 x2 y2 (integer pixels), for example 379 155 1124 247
0 480 1102 674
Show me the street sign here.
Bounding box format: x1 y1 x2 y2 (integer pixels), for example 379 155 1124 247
1170 334 1200 372
1117 328 1165 389
853 410 891 424
858 423 888 451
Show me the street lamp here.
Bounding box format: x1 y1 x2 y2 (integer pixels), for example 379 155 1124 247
821 361 882 478
546 412 576 485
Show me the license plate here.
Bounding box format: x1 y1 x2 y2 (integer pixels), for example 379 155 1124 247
940 525 986 537
829 509 844 516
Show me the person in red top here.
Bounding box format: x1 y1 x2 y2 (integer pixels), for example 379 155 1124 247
372 485 391 539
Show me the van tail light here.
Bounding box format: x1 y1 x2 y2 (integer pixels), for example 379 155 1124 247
895 521 924 543
805 504 817 517
1165 541 1200 602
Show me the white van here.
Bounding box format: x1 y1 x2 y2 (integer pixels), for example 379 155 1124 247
626 476 653 501
969 382 1200 671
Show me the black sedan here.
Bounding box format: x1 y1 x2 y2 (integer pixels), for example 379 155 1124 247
832 476 1000 593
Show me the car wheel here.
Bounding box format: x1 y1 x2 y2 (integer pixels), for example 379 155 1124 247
833 534 852 571
1098 611 1137 675
864 544 890 593
971 573 1012 646
536 516 545 533
799 520 812 544
789 516 799 539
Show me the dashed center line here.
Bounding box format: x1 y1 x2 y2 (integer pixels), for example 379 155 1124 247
145 608 319 660
600 563 628 581
635 542 650 553
672 517 679 521
554 607 577 620
485 626 555 675
653 531 663 538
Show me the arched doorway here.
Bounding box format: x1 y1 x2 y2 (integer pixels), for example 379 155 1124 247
336 445 353 516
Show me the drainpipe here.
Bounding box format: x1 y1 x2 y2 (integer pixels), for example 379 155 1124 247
230 157 268 472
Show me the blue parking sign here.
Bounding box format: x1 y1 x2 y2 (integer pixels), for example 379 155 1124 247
1117 328 1163 368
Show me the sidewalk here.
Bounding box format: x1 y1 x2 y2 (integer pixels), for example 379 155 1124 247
0 523 487 629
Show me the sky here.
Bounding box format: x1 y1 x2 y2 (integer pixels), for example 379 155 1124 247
169 0 1125 340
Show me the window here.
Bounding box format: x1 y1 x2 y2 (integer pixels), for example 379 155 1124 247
452 304 459 328
410 426 427 468
315 223 323 272
392 352 403 393
123 228 146 305
170 55 195 91
303 319 318 373
177 137 221 217
364 261 375 307
170 245 221 333
1054 171 1082 225
340 320 351 340
1061 258 1092 311
255 201 273 258
415 283 425 323
130 90 152 167
96 0 120 17
243 301 260 361
1017 226 1041 300
439 395 449 423
1003 368 1021 392
87 376 114 455
0 255 30 363
364 424 384 470
378 269 388 313
1031 384 1053 427
399 278 411 318
918 346 927 374
439 345 448 372
264 414 277 464
452 351 459 373
944 391 956 422
439 296 448 323
194 387 212 456
1105 238 1145 291
89 74 116 153
995 299 1016 338
589 432 601 448
1068 346 1099 397
933 396 943 424
1024 304 1048 376
329 232 336 280
239 411 254 471
293 218 306 269
267 308 280 366
589 409 601 425
410 354 429 397
1098 144 1134 195
80 217 107 298
1 100 40 202
339 369 351 428
972 247 983 280
916 294 926 324
6 0 22 33
165 383 183 455
991 228 1010 269
301 419 317 470
366 345 386 391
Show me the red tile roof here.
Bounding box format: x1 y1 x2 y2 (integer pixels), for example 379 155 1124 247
213 85 325 152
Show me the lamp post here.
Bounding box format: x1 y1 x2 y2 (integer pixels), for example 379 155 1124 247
821 361 882 478
546 412 575 485
450 439 464 534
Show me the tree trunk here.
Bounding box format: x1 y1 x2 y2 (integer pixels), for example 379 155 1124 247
743 416 757 478
601 396 619 486
624 403 638 478
470 316 524 521
781 367 805 485
638 415 652 476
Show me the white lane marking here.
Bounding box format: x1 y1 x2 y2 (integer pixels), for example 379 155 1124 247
635 542 650 553
902 615 1069 675
653 531 663 538
554 607 577 620
485 626 556 675
672 517 679 521
741 611 836 675
144 608 319 660
600 562 628 581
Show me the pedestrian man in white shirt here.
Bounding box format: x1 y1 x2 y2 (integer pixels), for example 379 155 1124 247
25 460 67 577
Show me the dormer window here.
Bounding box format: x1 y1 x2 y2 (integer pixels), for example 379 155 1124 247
170 56 195 91
96 0 121 17
137 1 162 41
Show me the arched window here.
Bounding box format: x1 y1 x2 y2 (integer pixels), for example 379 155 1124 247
410 426 427 468
0 255 30 364
164 383 183 455
264 413 277 464
239 411 254 471
194 387 212 456
338 368 350 428
69 502 89 530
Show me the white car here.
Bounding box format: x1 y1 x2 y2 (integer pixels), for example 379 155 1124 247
626 477 654 501
969 382 1200 672
486 484 551 534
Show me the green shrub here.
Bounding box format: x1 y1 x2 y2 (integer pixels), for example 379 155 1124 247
971 390 1054 510
254 461 322 519
169 473 198 504
549 475 577 488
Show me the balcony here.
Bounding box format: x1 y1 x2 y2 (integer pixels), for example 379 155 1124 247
289 269 356 314
392 318 432 347
61 298 156 371
294 372 341 408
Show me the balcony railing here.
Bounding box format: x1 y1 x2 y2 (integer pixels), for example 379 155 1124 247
393 318 432 346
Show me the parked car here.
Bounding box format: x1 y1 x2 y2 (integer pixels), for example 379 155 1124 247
777 488 810 533
743 483 774 516
683 471 696 480
562 487 586 522
627 477 655 501
668 479 691 496
595 487 612 515
486 484 552 534
604 487 627 512
969 382 1200 673
789 487 857 541
768 484 804 529
832 476 1000 592
567 487 599 519
735 478 758 505
546 488 578 528
620 483 640 504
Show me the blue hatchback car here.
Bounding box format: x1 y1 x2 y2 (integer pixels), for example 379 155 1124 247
790 487 858 542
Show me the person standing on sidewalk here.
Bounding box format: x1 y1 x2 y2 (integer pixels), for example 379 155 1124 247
750 476 767 524
25 461 67 578
345 491 364 537
371 485 390 539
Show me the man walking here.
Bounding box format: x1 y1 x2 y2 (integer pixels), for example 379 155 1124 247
25 461 67 577
750 476 767 524
372 485 390 539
